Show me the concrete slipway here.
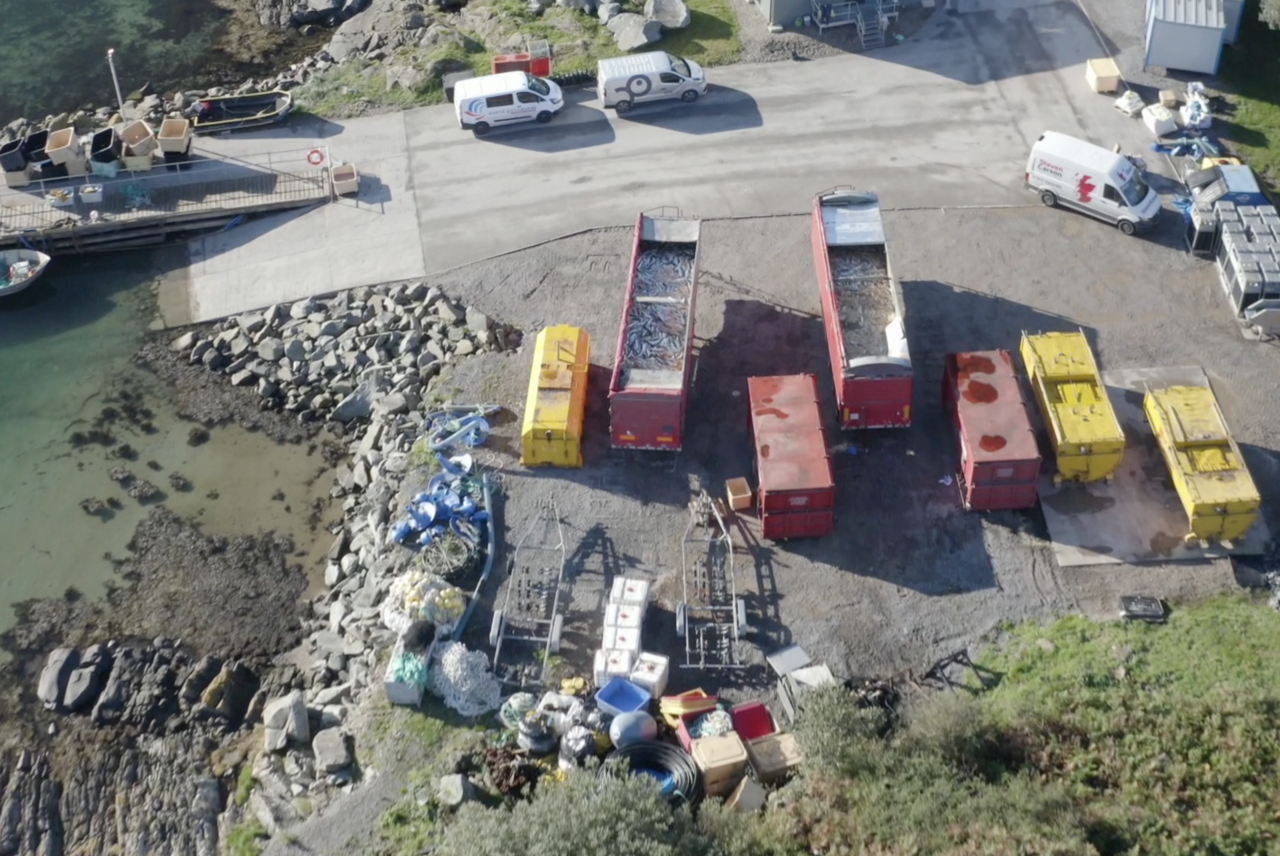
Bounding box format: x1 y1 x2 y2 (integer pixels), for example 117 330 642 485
161 0 1169 326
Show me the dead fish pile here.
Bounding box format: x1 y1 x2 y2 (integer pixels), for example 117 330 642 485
623 303 687 371
635 247 695 298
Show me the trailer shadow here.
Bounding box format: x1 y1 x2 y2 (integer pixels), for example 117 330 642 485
684 298 829 486
615 87 763 136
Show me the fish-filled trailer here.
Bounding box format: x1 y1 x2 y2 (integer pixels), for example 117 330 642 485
609 210 702 450
812 188 912 430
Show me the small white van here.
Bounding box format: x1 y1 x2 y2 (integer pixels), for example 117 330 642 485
454 71 564 137
1026 131 1161 235
597 52 707 114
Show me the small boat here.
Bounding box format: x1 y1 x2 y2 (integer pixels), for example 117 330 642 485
0 249 51 297
190 90 294 135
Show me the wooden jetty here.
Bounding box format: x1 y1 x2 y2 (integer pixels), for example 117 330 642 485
0 147 334 253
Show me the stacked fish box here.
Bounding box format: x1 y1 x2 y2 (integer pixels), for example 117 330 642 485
593 576 670 698
1215 202 1280 313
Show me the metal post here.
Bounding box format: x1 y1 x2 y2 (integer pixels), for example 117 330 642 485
106 49 125 117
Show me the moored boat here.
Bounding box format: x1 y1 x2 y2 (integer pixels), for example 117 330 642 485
0 249 51 297
189 91 294 134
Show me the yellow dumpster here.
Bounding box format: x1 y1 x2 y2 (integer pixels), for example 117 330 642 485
1020 331 1125 484
521 325 590 468
1144 385 1260 545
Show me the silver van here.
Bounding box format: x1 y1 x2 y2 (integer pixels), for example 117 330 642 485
597 52 707 114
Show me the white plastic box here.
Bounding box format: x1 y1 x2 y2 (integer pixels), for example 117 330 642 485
383 638 431 707
609 577 650 609
603 625 641 655
592 648 635 688
1142 104 1177 138
604 602 644 632
629 651 670 699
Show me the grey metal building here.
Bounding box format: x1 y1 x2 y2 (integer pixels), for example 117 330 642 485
1144 0 1227 75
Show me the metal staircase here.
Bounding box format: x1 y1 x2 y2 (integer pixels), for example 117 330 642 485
859 6 884 49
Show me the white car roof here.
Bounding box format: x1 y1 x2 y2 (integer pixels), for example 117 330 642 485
598 52 673 78
454 72 534 99
1034 131 1125 174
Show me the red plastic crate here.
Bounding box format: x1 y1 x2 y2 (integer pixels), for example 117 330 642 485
731 702 776 741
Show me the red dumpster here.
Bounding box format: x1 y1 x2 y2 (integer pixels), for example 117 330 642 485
749 374 835 540
943 350 1041 511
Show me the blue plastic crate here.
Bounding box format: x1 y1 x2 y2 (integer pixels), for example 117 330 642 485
596 677 650 717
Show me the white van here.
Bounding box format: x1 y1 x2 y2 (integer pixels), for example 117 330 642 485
1026 131 1161 235
454 71 564 137
597 52 707 114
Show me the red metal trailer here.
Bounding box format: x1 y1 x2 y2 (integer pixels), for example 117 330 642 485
943 350 1041 511
608 210 702 450
812 188 912 430
748 374 835 541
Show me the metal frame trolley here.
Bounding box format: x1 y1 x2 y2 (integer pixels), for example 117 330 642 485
489 500 567 687
676 491 748 669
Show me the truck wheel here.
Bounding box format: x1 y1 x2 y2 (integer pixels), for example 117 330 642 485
1039 190 1057 207
1117 219 1137 236
614 100 633 115
681 90 699 103
472 122 490 137
536 111 553 124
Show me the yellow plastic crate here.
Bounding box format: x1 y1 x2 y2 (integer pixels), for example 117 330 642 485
1020 331 1125 483
1144 385 1260 544
521 325 590 468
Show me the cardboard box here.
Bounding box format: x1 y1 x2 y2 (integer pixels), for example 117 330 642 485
746 732 803 784
691 733 748 797
726 776 768 813
726 477 753 511
1159 89 1179 108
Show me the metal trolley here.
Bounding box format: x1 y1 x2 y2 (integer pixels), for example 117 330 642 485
676 491 748 669
489 500 567 687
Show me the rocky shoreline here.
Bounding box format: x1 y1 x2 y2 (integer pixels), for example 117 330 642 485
0 281 519 854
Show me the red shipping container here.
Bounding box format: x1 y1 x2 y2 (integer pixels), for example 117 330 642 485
749 375 835 539
492 53 532 74
943 350 1041 511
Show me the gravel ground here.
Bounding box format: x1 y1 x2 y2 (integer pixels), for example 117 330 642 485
266 203 1271 853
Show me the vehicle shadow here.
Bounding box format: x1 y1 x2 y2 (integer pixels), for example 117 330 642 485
476 90 618 153
613 86 764 135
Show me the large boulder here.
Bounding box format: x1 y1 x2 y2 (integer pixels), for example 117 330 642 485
607 13 663 50
312 728 353 774
37 648 78 710
62 644 112 712
332 379 377 422
263 690 309 752
644 0 691 28
598 2 622 22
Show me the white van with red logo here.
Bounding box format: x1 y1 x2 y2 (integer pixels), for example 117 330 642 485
1026 131 1161 235
454 72 564 137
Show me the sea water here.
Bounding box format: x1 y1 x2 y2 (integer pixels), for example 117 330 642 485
0 0 226 123
0 251 334 659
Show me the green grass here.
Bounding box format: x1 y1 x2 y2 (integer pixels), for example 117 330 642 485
225 818 270 856
294 0 740 118
234 764 256 807
1216 11 1280 197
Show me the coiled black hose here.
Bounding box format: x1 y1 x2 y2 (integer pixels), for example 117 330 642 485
599 742 704 808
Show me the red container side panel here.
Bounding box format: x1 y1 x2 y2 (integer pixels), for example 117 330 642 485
610 392 685 450
838 377 913 430
944 350 1041 511
960 478 1040 512
761 509 835 541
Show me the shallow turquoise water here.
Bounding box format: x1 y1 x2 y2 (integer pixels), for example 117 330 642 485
0 256 334 655
0 0 225 123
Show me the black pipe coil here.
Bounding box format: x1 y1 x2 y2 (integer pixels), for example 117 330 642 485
598 742 704 808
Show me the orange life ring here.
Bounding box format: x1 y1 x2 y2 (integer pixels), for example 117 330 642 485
307 149 325 166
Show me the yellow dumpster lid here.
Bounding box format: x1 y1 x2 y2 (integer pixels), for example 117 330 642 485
1024 331 1100 381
